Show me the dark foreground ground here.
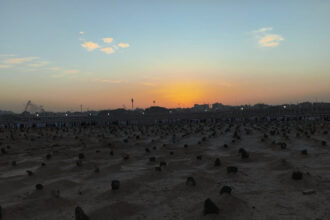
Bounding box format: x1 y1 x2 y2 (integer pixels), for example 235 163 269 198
0 120 329 220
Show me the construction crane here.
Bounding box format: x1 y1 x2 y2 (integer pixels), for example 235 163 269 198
23 100 45 113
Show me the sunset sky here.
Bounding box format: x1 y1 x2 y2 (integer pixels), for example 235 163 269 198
0 0 330 112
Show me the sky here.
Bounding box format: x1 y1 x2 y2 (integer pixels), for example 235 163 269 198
0 0 330 112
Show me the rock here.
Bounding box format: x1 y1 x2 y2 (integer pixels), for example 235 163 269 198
223 144 228 148
184 144 188 148
220 186 232 195
227 166 238 174
214 158 221 167
301 149 308 155
203 198 219 215
196 155 202 160
35 184 43 190
1 148 7 154
76 160 82 167
239 148 249 159
109 151 114 156
149 157 156 162
186 177 196 186
238 148 245 154
241 151 249 159
155 166 162 171
78 153 85 159
26 170 33 176
145 148 150 153
169 151 174 155
292 171 303 180
41 162 46 167
321 141 327 146
302 189 316 195
123 154 130 160
75 206 89 220
279 142 287 149
111 180 120 190
51 189 60 198
160 161 167 167
46 154 52 160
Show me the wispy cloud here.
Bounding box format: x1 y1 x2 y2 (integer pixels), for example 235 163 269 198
100 47 115 54
65 69 79 74
253 27 273 34
47 67 60 71
252 27 284 48
28 61 49 67
0 54 15 57
81 41 100 51
4 57 38 64
0 65 10 69
118 42 130 48
92 78 122 84
103 38 113 43
79 31 84 35
259 34 284 47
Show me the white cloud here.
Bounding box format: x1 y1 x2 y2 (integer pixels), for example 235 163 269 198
47 67 60 71
252 27 284 48
92 78 122 84
103 38 113 43
100 47 115 54
0 65 10 69
28 61 49 67
65 70 79 74
80 31 84 35
118 42 130 48
81 41 100 51
0 54 15 57
4 57 38 64
259 34 284 47
253 27 272 34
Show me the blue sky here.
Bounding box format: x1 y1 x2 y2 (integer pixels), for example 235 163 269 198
0 0 329 112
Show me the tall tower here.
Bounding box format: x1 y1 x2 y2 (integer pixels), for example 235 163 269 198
131 98 134 110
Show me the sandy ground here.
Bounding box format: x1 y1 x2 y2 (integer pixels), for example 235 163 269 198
0 121 329 220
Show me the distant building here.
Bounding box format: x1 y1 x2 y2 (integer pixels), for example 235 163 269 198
145 106 169 114
193 104 210 112
212 102 225 111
